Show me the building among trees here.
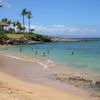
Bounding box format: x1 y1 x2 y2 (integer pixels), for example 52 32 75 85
0 20 8 30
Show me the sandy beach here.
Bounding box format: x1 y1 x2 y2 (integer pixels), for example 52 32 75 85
0 72 89 100
0 52 98 100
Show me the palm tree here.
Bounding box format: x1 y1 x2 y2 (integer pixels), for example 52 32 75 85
0 5 3 7
7 20 12 28
0 2 3 7
13 21 16 32
27 11 33 33
21 9 28 32
8 27 15 33
16 20 22 32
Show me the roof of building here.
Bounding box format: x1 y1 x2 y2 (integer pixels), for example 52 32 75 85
0 21 8 26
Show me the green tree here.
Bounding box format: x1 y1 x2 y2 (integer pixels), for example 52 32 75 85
16 20 22 32
27 11 33 33
0 2 3 7
2 18 8 23
30 28 35 33
8 20 12 26
21 9 28 32
2 18 12 26
8 27 15 33
12 21 16 32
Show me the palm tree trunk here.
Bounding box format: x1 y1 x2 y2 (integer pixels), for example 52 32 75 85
28 18 30 33
23 15 25 37
23 15 25 28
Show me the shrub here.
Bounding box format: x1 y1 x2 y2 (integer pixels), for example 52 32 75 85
0 31 8 39
24 33 51 42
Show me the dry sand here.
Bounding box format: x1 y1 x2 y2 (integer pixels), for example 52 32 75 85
0 72 88 100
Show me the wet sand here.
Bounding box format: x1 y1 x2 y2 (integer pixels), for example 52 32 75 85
0 53 98 100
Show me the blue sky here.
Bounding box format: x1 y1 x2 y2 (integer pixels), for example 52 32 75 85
0 0 100 37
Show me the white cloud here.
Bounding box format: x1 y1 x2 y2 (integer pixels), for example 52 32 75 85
6 3 11 7
0 0 11 8
0 0 3 4
30 25 98 35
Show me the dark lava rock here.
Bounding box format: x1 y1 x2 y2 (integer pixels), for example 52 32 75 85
95 81 100 87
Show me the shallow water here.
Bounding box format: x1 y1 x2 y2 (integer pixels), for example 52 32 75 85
0 39 100 76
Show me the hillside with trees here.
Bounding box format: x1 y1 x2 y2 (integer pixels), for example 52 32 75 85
0 8 52 45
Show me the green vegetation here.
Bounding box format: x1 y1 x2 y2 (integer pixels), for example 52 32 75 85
0 30 51 42
27 11 33 33
0 8 52 44
1 8 34 33
25 33 51 42
6 33 24 38
3 32 51 42
21 9 28 32
21 9 33 33
0 32 8 39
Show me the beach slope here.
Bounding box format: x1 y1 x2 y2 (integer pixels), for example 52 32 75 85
0 72 89 100
0 52 92 100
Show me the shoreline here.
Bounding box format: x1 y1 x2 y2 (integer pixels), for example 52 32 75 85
0 50 100 80
0 51 99 100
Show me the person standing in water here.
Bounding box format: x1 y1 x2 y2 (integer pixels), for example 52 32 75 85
20 46 22 52
47 49 50 54
35 50 38 54
42 51 46 57
71 51 74 55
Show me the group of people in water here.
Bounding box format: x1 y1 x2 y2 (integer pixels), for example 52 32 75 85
35 49 50 57
5 46 75 57
6 46 74 57
19 46 50 57
5 46 74 56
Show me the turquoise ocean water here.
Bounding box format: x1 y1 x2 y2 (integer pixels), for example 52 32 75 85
0 38 100 75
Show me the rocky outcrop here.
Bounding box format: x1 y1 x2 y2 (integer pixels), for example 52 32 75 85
51 38 82 42
0 38 44 45
49 73 100 98
0 38 8 44
51 37 99 42
95 81 100 87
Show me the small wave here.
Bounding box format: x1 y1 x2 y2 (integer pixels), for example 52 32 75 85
0 54 48 69
6 55 34 62
47 60 54 64
36 61 48 69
